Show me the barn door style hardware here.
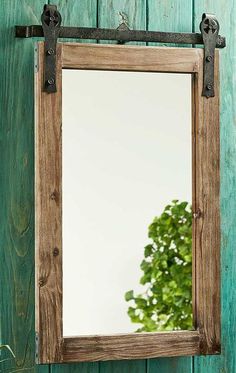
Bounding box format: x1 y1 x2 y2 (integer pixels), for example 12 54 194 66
15 4 226 96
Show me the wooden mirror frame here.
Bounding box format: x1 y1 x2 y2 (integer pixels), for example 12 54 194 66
35 42 220 364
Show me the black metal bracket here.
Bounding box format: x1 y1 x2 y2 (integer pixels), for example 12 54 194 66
200 13 220 98
41 4 61 93
15 4 226 96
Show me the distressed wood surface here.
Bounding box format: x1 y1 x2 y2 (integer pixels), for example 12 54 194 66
63 331 200 362
35 43 63 364
98 0 146 34
0 1 49 372
61 43 201 72
193 1 236 372
0 0 233 373
194 52 220 354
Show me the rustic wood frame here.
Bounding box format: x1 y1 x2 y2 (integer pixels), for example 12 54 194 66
35 42 220 364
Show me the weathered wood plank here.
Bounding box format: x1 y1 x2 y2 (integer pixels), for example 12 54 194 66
147 1 193 371
0 1 49 372
100 360 147 373
61 42 202 72
193 1 235 372
52 363 99 373
35 42 63 364
63 331 200 362
51 0 97 43
98 0 146 47
98 0 146 30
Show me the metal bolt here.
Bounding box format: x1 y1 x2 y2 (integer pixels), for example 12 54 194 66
53 247 59 257
47 48 55 55
47 78 55 85
206 83 213 90
206 55 213 62
50 15 56 22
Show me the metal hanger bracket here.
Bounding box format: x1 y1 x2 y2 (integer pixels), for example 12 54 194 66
41 4 61 93
200 13 221 98
15 4 226 96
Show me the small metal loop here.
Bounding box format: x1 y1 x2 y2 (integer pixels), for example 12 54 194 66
117 12 130 44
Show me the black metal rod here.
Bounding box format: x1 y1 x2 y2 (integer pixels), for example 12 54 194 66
15 25 226 48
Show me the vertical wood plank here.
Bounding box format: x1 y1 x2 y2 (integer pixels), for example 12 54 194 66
193 1 236 372
147 1 193 372
98 0 146 45
52 363 99 373
98 0 146 371
100 360 147 373
0 1 49 372
98 0 146 30
49 1 99 372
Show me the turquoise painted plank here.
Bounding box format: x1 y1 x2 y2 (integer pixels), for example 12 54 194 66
193 1 236 372
50 0 97 28
0 1 49 372
147 1 193 371
148 0 193 33
98 0 146 29
98 0 146 46
52 363 99 373
50 0 97 43
100 360 147 373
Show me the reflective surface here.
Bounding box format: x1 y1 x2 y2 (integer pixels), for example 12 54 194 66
62 70 192 336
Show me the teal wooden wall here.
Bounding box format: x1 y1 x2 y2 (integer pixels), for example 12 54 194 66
0 0 234 372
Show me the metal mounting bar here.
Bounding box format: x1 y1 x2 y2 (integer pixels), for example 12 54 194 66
15 4 226 96
16 24 225 48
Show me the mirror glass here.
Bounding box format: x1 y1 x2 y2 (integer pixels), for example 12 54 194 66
62 69 192 336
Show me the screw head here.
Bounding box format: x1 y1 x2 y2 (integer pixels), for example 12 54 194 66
50 15 56 21
47 78 55 85
53 247 59 257
47 48 55 55
206 55 213 62
206 83 213 90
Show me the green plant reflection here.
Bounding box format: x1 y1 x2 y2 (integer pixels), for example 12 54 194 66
125 200 192 332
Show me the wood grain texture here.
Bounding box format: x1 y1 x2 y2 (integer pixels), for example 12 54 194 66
0 1 49 372
98 0 146 35
63 332 200 363
100 360 147 373
35 43 63 364
194 52 220 355
52 363 99 373
147 1 193 372
62 42 201 72
193 1 236 372
51 0 97 43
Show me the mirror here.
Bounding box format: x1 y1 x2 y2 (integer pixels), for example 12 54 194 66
62 69 192 336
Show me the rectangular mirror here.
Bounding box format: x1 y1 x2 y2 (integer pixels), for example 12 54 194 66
35 43 220 364
62 70 192 336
